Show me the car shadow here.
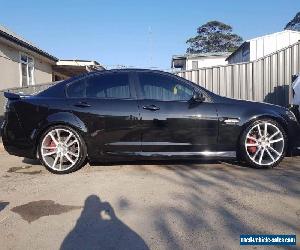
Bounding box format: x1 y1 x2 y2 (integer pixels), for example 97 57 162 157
263 84 289 107
22 158 41 165
60 195 149 250
21 156 292 173
90 158 259 171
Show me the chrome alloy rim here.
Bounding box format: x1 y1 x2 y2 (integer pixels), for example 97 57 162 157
245 122 284 166
41 128 80 171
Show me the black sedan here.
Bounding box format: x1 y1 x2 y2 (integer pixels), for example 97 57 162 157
2 69 300 174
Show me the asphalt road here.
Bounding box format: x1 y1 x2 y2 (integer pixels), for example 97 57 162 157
0 147 299 250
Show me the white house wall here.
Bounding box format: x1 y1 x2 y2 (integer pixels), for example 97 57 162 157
0 40 54 90
0 42 20 89
34 58 53 85
186 56 228 70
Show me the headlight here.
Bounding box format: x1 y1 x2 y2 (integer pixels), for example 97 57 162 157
286 110 297 121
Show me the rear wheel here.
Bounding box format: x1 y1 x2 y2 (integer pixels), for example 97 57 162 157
239 119 287 168
38 125 87 174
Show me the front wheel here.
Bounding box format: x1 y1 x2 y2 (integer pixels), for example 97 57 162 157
239 119 287 168
38 125 87 174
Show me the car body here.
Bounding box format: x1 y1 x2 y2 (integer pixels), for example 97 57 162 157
2 69 300 173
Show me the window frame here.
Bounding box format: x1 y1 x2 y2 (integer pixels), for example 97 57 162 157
192 60 198 70
136 71 199 102
19 52 35 87
65 71 136 100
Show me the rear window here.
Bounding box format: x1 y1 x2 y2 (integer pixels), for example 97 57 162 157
67 73 131 99
86 73 130 99
37 82 66 98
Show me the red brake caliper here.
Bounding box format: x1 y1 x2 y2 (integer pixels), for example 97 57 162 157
47 139 56 152
247 134 257 154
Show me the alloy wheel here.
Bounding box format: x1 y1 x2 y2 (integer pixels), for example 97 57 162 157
245 122 284 166
41 128 80 171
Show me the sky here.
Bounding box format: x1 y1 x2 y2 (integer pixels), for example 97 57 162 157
0 0 299 70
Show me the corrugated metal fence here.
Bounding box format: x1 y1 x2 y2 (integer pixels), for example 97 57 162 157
177 41 300 107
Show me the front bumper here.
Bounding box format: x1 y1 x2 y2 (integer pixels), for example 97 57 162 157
286 118 300 156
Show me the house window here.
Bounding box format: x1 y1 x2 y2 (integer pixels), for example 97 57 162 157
192 61 198 69
20 54 34 86
52 73 65 82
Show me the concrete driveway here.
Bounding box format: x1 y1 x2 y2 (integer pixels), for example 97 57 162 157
0 147 299 250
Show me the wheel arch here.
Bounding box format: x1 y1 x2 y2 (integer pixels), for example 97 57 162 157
32 112 88 157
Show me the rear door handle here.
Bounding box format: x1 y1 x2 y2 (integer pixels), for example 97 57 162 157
143 105 160 111
74 101 91 108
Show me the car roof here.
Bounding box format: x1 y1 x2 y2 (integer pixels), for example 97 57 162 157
38 68 217 100
62 68 175 84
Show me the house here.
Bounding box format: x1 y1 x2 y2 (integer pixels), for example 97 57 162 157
226 30 300 64
52 60 102 81
171 52 231 71
0 24 104 90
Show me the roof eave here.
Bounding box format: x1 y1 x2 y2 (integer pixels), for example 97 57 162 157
0 30 58 62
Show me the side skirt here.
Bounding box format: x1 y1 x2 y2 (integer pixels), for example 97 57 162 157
105 151 236 158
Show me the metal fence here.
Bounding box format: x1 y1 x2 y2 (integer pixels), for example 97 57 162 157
177 41 300 107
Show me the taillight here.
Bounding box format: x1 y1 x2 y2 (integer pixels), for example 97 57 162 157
4 99 9 111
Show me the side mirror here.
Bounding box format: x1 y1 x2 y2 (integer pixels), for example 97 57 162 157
192 91 205 103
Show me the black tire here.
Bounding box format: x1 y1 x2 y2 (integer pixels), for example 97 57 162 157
38 125 87 174
238 119 287 168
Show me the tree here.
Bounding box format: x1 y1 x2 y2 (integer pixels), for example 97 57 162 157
284 11 300 31
186 21 243 54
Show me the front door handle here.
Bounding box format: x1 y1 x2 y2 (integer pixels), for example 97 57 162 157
74 101 91 108
143 105 160 111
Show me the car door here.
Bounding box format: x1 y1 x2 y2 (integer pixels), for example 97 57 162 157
136 71 219 156
66 71 141 160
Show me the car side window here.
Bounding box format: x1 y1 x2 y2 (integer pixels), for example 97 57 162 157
67 79 86 98
139 73 193 101
86 73 131 99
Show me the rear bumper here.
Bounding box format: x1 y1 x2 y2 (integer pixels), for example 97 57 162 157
1 117 36 159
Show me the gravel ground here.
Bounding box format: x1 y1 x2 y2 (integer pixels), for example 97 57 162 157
0 147 299 250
